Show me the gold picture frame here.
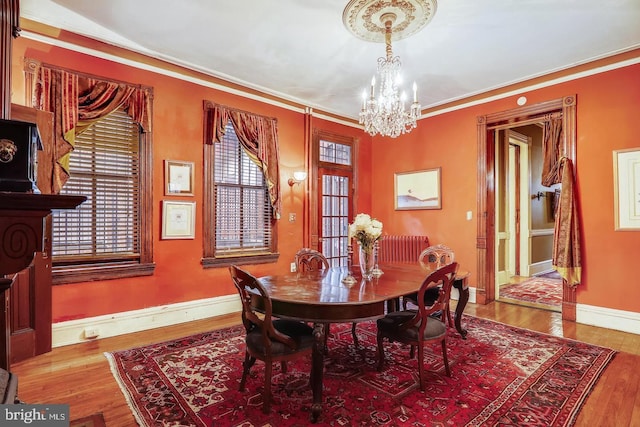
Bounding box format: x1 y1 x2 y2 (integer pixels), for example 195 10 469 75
164 160 194 196
613 148 640 230
161 200 196 239
394 167 442 210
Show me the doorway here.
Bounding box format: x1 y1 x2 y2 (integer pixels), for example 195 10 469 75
476 95 577 320
495 126 562 312
309 130 356 268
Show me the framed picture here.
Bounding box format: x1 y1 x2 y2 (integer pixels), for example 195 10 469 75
162 200 196 239
613 148 640 230
394 167 441 210
164 160 194 196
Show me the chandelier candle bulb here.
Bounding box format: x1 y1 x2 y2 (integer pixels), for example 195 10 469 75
413 82 417 102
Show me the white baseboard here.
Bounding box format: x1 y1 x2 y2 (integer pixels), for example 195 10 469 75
529 260 553 276
576 303 640 335
55 289 479 347
52 295 241 348
56 288 639 348
451 286 477 304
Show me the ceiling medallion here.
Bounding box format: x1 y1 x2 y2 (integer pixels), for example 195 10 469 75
343 0 437 138
342 0 437 43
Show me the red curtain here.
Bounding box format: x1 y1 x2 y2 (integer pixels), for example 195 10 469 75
205 103 281 219
34 65 152 193
552 157 582 286
541 117 582 286
541 117 563 186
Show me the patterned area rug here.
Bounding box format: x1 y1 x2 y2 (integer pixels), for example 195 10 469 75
500 277 563 307
106 317 615 426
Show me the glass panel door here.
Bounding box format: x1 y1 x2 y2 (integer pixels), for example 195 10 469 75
319 169 352 267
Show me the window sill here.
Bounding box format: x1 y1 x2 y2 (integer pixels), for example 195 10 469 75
202 253 279 269
53 262 156 285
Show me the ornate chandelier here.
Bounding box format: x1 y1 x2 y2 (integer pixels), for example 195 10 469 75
343 0 437 138
360 15 420 138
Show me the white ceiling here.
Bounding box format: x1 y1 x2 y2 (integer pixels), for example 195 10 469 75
19 0 640 120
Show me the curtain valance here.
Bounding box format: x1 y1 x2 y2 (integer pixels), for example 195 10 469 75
204 102 281 219
34 64 152 193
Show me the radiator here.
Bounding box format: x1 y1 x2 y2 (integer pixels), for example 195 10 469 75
377 235 430 264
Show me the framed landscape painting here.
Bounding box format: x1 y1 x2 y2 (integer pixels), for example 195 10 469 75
394 167 441 210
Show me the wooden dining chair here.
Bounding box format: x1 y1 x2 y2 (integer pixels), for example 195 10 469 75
294 248 329 272
404 244 456 327
418 244 455 270
229 265 315 414
376 262 459 391
294 248 360 347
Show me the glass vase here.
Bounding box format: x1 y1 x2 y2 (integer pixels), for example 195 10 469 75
358 243 376 280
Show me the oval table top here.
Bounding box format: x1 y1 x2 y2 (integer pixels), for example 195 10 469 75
256 264 468 323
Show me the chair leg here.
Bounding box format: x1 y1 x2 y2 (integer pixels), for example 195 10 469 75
441 339 451 377
376 333 385 371
239 352 255 391
351 322 359 347
323 323 330 352
262 361 272 414
445 302 454 327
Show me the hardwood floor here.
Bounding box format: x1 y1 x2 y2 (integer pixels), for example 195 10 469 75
12 302 640 426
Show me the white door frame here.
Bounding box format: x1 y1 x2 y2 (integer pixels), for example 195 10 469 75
495 130 530 299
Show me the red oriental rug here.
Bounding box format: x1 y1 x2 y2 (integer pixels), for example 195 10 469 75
105 317 615 426
500 276 563 307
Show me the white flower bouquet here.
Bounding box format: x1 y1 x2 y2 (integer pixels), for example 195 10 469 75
348 213 383 253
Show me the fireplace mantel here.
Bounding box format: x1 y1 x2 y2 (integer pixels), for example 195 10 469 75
0 192 86 370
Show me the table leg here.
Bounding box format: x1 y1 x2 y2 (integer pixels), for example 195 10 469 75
310 322 325 423
453 279 469 339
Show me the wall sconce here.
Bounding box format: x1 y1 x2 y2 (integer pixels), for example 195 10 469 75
288 171 307 187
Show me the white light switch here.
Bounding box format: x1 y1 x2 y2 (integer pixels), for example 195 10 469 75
289 213 296 222
466 211 472 220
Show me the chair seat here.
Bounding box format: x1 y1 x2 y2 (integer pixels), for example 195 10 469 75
246 319 314 356
377 310 447 341
404 286 439 306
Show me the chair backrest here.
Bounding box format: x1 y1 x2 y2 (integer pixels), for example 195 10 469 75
418 244 455 270
229 265 296 350
294 248 329 272
400 262 459 332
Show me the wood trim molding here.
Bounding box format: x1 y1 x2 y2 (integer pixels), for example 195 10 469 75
476 95 577 320
1 0 20 119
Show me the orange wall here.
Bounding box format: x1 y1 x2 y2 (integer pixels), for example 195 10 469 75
11 37 370 322
11 36 640 321
369 63 640 313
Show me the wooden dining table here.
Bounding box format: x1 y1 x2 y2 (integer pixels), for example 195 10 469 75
255 263 469 423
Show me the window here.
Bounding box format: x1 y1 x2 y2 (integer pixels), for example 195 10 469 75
203 121 278 267
319 139 352 165
52 107 154 283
